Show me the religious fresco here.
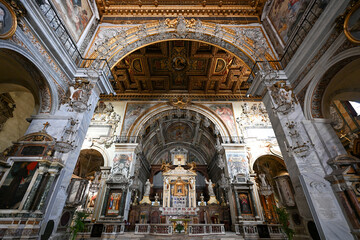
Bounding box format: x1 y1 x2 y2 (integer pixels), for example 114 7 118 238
0 161 38 209
121 103 157 135
226 152 248 179
51 0 93 42
113 153 133 177
106 190 122 216
203 103 237 135
166 122 193 142
268 0 310 44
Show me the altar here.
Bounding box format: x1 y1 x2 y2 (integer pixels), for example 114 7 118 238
160 163 198 214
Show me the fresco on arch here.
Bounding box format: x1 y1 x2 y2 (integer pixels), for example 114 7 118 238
121 103 157 136
51 0 93 42
203 103 237 136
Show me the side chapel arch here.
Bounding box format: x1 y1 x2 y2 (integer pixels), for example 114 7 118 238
0 41 60 114
304 47 360 120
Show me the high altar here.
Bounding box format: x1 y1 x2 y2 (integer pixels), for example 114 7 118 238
160 164 198 220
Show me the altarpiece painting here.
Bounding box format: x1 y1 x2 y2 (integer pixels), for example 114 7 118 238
0 161 38 209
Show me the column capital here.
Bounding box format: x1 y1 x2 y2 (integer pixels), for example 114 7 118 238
247 69 287 97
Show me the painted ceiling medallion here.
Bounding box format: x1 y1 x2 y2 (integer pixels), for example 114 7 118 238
344 2 360 44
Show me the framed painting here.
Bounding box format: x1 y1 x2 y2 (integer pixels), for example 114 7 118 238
238 191 253 215
51 0 93 42
0 0 17 39
0 161 38 209
344 2 360 44
106 189 123 216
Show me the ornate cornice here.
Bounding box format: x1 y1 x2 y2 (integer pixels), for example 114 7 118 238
95 0 266 23
100 93 261 101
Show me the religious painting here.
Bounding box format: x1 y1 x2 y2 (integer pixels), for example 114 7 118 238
238 192 253 215
87 192 97 208
0 161 38 209
106 190 122 216
166 122 193 142
269 0 311 44
203 103 237 136
121 103 157 135
0 0 17 39
344 2 360 44
172 181 187 197
51 0 93 42
113 153 133 177
226 152 248 179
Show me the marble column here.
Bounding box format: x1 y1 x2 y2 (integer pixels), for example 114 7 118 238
22 164 46 210
233 186 242 218
93 166 111 221
37 170 57 211
248 70 353 240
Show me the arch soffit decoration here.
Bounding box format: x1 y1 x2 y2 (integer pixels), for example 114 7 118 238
304 47 360 120
127 102 231 138
252 154 286 171
80 145 111 167
87 18 279 72
0 41 60 114
142 126 215 164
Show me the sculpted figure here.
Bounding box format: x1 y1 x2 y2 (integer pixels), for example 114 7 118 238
205 178 215 196
144 179 153 196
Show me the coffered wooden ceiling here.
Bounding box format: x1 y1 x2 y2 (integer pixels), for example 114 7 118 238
110 41 251 96
95 0 267 24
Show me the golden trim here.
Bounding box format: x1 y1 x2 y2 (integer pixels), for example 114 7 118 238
0 0 17 39
344 2 360 44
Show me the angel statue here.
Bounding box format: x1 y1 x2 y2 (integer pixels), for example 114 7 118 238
160 161 171 172
187 161 196 173
205 178 215 196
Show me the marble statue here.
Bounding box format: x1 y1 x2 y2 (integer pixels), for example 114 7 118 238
205 178 215 196
144 179 153 196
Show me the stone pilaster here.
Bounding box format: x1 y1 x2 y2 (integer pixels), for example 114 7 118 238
248 70 353 240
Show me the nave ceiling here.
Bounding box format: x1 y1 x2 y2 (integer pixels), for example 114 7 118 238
139 108 218 165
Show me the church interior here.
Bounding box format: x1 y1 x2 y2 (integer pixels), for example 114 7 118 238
0 0 359 239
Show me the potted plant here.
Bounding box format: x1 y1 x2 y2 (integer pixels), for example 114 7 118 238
175 223 184 233
275 207 295 240
70 211 89 240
